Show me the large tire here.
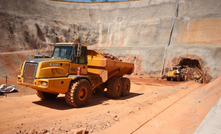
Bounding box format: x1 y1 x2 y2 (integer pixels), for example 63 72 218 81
177 75 180 81
180 74 184 81
167 78 171 81
65 79 91 108
107 77 122 98
121 78 130 96
36 91 58 100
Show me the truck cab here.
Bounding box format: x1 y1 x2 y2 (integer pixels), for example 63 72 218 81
17 43 89 93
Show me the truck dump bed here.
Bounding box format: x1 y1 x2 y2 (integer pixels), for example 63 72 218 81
87 50 134 82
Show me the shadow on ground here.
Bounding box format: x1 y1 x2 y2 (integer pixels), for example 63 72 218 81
32 91 143 110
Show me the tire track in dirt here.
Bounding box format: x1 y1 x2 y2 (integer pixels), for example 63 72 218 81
99 81 202 134
15 52 28 61
131 84 201 134
11 53 24 67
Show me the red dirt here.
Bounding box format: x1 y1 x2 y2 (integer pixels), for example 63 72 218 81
119 55 142 75
0 54 19 78
15 53 28 62
0 76 220 134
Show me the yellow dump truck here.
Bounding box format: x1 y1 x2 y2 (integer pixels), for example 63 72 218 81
17 43 134 107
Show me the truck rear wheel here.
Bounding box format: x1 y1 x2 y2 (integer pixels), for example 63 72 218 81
107 77 122 98
36 91 58 100
65 79 91 108
121 78 130 96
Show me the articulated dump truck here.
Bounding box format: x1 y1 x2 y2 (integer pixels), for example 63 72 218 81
17 43 134 107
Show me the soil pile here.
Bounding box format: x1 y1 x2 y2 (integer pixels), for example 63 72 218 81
100 53 120 61
118 55 142 75
181 67 211 83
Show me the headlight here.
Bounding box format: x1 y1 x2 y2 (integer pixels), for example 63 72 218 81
41 82 48 87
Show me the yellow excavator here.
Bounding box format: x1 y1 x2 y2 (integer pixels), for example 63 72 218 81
17 43 134 107
165 66 187 81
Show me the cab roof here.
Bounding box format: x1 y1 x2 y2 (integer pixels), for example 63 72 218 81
55 43 87 47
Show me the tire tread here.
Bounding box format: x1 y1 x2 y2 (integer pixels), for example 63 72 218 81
107 77 121 98
65 79 91 107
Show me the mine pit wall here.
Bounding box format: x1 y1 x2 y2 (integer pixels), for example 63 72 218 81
0 51 35 79
89 45 221 81
0 0 221 80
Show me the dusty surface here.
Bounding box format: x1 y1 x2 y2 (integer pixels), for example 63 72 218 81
1 76 220 134
194 76 221 134
194 98 221 134
0 0 220 133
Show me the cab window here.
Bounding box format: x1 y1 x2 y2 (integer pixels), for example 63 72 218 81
73 47 87 65
52 46 73 60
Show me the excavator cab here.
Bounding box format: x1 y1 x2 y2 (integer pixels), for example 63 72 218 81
172 66 181 74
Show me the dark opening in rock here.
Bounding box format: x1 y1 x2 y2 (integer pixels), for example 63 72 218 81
168 55 210 83
175 58 202 82
178 58 201 69
173 57 210 83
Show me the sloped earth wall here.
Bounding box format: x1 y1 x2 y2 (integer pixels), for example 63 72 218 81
0 51 35 78
89 45 221 81
0 0 221 80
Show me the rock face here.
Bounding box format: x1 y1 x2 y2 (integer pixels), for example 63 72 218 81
0 0 221 79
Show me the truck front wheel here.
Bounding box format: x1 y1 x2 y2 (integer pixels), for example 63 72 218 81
121 78 130 96
65 79 92 108
36 91 58 100
107 77 122 98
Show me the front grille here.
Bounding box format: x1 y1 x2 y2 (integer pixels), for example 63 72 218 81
23 63 37 84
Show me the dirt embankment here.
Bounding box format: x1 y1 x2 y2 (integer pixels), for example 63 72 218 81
0 51 35 78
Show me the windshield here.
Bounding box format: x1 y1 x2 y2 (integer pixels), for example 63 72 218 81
173 67 178 70
34 56 42 59
52 46 73 60
173 67 180 71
